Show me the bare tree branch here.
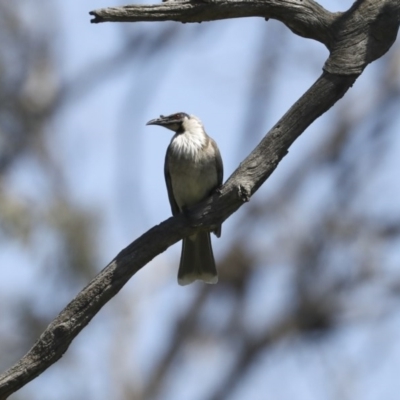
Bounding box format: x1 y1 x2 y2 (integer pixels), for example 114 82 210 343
0 0 399 398
89 0 336 46
325 0 400 74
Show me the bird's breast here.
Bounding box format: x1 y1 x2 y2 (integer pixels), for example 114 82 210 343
168 142 218 210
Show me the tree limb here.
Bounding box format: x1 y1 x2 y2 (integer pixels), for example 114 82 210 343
325 0 400 74
90 0 336 47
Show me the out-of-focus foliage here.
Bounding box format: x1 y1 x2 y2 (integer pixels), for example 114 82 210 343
0 0 97 372
2 1 400 400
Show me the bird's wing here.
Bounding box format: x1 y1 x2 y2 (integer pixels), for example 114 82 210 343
211 137 223 186
164 148 180 216
210 137 223 238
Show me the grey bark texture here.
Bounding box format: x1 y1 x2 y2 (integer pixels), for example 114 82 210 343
0 0 399 398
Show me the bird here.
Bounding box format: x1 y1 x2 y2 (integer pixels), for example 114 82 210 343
146 112 223 286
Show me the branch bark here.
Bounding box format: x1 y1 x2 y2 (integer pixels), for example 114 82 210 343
1 0 400 398
89 0 336 46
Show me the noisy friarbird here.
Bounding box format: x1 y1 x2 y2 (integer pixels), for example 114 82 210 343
146 112 223 285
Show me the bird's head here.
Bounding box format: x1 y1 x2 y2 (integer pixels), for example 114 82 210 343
146 112 190 133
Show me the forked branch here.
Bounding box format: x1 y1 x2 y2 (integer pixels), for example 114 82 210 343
1 0 400 398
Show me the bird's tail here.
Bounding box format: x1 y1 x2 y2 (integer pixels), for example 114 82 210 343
177 232 218 286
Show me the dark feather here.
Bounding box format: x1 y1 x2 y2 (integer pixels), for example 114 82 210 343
210 137 223 237
164 148 180 216
178 232 217 286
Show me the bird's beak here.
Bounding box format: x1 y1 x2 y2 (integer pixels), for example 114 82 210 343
146 115 168 126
